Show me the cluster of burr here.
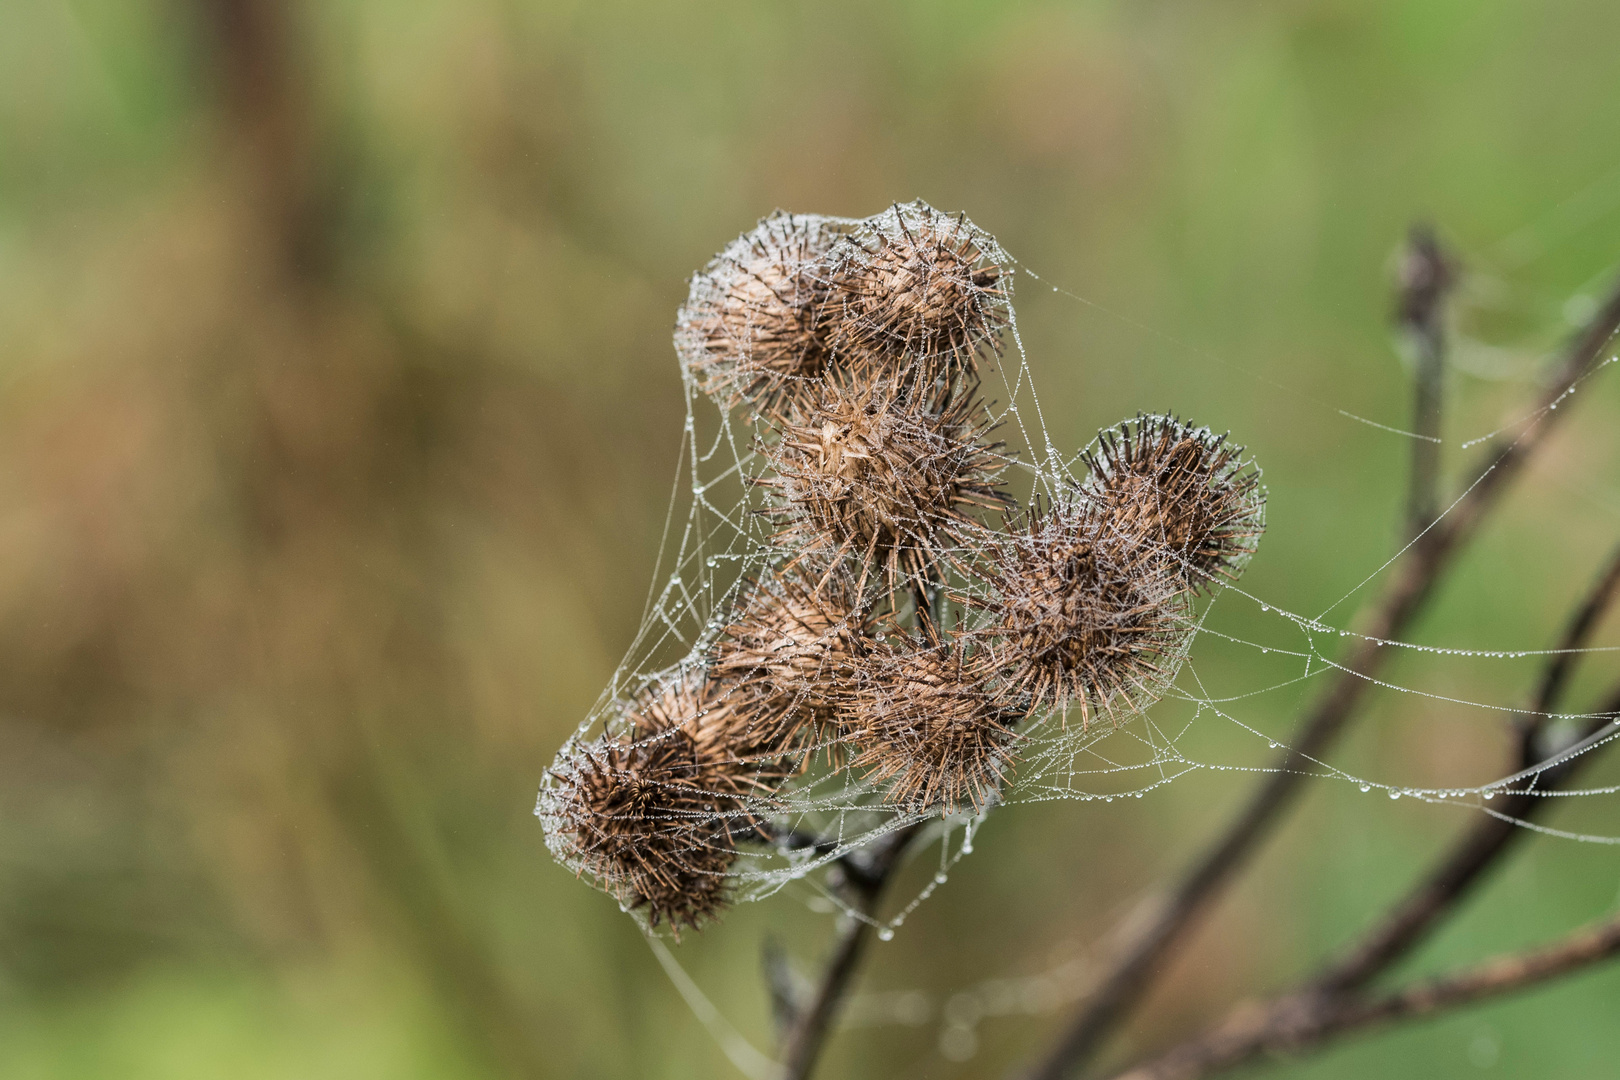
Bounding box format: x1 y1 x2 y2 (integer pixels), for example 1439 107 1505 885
539 203 1263 932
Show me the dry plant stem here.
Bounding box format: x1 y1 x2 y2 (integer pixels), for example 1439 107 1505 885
1398 224 1455 536
1092 652 1620 1080
1107 907 1620 1080
1025 283 1620 1080
1522 538 1620 730
1314 541 1620 995
202 3 546 1075
779 822 926 1080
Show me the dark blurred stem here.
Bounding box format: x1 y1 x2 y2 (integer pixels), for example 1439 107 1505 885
763 937 805 1039
1309 538 1620 996
1106 902 1620 1080
1061 488 1620 1080
1022 279 1620 1080
1521 537 1620 734
1398 224 1456 538
1102 680 1620 1080
776 556 940 1073
197 2 546 1074
199 0 327 287
779 822 925 1080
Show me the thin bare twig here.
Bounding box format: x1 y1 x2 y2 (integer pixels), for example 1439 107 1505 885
1523 538 1620 732
775 568 949 1079
1398 224 1456 537
778 822 926 1080
1314 541 1620 995
1023 281 1620 1080
1092 649 1620 1080
1107 906 1620 1080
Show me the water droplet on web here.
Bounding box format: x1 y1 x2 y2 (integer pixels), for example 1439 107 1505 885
877 927 895 942
1261 648 1269 654
1268 741 1279 749
961 839 973 854
1389 790 1401 800
1260 604 1270 612
1359 784 1371 793
1484 791 1496 800
934 872 948 885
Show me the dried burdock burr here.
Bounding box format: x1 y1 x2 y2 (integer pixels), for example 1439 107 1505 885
1082 414 1265 592
676 211 849 422
759 376 1012 596
843 636 1022 812
711 570 869 729
539 668 793 935
826 201 1010 386
975 497 1195 726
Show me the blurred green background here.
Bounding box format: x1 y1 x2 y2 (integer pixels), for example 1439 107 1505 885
3 1 1620 1078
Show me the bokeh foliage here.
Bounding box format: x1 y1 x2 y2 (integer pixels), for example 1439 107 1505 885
2 1 1619 1077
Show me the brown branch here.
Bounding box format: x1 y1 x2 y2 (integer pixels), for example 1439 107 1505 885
1094 663 1620 1080
778 822 926 1080
1524 538 1620 735
199 0 328 285
1398 223 1457 537
775 560 948 1078
1022 280 1620 1080
1108 907 1620 1080
1314 543 1620 995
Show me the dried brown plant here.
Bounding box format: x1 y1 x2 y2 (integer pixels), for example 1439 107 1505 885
541 669 796 934
551 207 1266 945
549 202 1284 1078
1082 414 1265 592
758 376 1011 595
842 637 1022 811
975 496 1196 725
826 202 1010 387
711 570 870 731
676 212 848 421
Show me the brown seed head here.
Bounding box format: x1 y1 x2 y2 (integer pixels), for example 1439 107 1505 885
1082 415 1265 591
712 571 868 730
538 669 791 934
843 639 1021 811
759 378 1011 594
826 202 1009 385
976 497 1194 724
676 212 849 421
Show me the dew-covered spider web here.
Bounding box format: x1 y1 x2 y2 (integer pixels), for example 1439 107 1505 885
536 198 1620 1075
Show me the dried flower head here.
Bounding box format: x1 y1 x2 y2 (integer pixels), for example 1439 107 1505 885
843 638 1021 811
1082 415 1265 591
759 377 1011 593
976 497 1194 725
676 211 849 421
711 571 868 728
826 202 1009 385
538 669 791 934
